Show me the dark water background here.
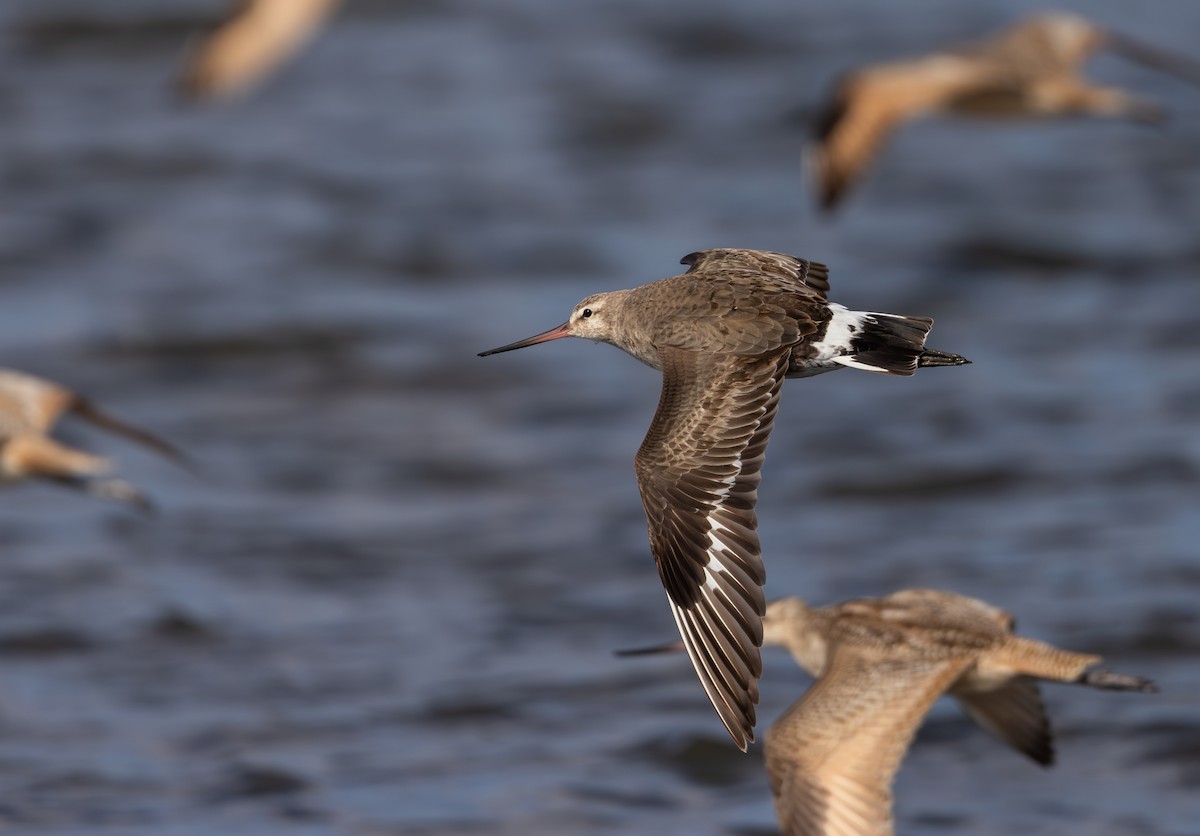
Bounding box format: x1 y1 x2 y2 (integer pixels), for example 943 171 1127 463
0 0 1198 833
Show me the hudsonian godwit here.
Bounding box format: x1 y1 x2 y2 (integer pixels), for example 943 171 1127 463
481 248 969 749
811 12 1200 209
759 589 1155 835
0 369 186 511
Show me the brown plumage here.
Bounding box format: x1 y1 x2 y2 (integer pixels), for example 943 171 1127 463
479 249 969 750
811 12 1200 209
761 589 1156 835
0 369 186 511
179 0 341 102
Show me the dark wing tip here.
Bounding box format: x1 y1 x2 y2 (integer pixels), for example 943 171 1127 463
812 80 852 143
176 61 206 103
1031 740 1056 768
176 32 221 105
817 167 849 212
1021 724 1055 767
673 599 763 753
819 188 841 213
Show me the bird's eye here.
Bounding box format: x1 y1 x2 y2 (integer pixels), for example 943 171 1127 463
581 308 593 318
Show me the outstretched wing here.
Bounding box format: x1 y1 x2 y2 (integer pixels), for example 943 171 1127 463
809 56 1001 210
765 650 972 835
0 369 188 467
634 347 790 749
680 249 831 299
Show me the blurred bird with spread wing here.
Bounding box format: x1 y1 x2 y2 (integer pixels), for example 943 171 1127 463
620 588 1155 835
761 590 1154 836
0 369 186 511
811 12 1200 209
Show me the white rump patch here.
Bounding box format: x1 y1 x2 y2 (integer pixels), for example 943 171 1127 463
812 305 898 374
810 304 867 361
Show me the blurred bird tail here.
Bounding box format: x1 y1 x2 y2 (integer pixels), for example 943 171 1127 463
1079 668 1158 693
84 477 157 515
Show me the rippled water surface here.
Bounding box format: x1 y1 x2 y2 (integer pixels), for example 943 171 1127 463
0 1 1198 833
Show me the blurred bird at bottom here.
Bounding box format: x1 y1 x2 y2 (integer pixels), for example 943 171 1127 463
620 588 1155 836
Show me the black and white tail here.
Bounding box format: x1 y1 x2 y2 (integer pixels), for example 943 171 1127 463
816 305 969 376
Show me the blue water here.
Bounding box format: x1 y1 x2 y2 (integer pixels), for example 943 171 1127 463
0 0 1197 833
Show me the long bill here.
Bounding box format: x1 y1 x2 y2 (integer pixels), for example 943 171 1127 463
613 640 687 657
1105 30 1200 88
478 322 572 356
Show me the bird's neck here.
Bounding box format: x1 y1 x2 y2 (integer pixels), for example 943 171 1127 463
596 289 663 369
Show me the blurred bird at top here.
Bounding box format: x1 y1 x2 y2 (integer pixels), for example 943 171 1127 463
179 0 342 102
0 369 187 512
810 12 1200 210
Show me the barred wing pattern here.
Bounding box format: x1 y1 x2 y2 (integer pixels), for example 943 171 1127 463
635 347 790 749
765 652 972 835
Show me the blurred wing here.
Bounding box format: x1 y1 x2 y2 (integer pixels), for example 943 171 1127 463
0 369 72 436
634 348 790 749
765 650 972 835
0 370 188 469
0 434 110 479
955 677 1054 766
809 73 912 211
680 249 831 298
180 0 340 101
809 58 997 209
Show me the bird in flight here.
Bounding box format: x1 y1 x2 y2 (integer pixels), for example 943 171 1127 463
481 248 968 749
760 589 1155 835
0 369 187 511
810 12 1200 209
620 588 1155 833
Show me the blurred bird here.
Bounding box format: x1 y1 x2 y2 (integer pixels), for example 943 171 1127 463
0 369 187 512
179 0 341 101
760 590 1155 836
619 588 1156 834
811 12 1200 209
480 249 969 750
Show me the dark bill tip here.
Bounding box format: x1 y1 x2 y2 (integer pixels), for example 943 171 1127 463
478 322 572 357
1105 30 1200 89
613 640 688 657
